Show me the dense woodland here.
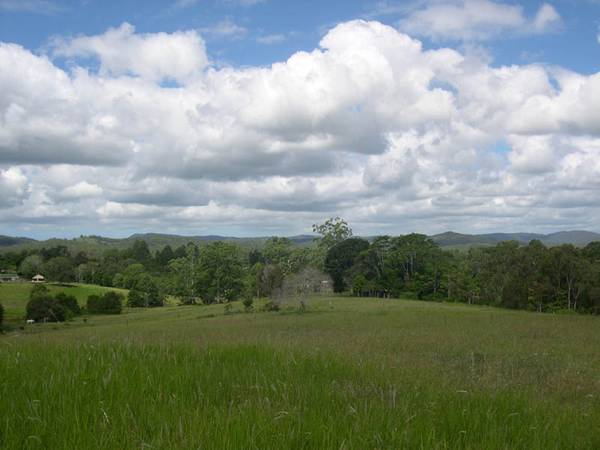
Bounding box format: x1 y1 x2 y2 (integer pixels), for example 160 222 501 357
2 218 600 314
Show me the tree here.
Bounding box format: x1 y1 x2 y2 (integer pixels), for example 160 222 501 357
259 264 284 297
277 267 332 311
26 297 67 322
127 240 151 264
87 292 123 314
127 289 146 307
325 238 370 292
30 283 50 301
194 242 243 303
155 245 175 266
18 254 43 279
42 256 75 282
54 292 81 316
312 217 353 248
263 237 293 266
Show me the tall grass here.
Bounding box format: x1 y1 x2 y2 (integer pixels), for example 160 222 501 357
1 296 600 448
1 343 598 449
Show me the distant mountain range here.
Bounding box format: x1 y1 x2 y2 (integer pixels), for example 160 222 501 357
0 230 599 255
429 231 600 248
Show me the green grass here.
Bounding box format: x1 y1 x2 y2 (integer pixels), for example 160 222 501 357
1 296 600 449
0 282 128 321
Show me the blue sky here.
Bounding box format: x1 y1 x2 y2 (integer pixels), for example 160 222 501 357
1 0 600 238
2 0 599 71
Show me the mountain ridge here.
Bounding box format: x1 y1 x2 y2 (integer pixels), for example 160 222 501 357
1 230 599 254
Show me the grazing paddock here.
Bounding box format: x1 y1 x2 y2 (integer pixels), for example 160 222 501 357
0 282 127 321
1 296 599 449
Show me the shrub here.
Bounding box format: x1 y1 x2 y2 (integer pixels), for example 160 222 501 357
30 284 50 300
54 292 81 316
262 300 280 312
87 292 123 315
127 289 165 308
26 296 67 322
179 296 197 306
242 297 254 312
127 289 146 307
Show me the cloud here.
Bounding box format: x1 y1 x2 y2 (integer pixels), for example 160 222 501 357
172 0 199 8
50 23 208 83
0 0 61 14
199 19 248 39
0 168 29 207
1 19 600 236
257 33 286 44
399 0 562 41
61 181 103 199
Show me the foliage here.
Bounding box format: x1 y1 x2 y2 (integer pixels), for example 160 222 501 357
325 238 370 292
54 292 81 316
42 256 75 282
18 254 43 279
26 296 67 322
242 296 254 312
0 302 3 327
194 242 243 303
87 291 123 315
30 283 50 301
312 217 353 249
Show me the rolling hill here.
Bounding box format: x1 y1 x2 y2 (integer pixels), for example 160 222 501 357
1 230 599 254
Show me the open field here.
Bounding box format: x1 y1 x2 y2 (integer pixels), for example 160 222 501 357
1 296 600 449
0 282 128 321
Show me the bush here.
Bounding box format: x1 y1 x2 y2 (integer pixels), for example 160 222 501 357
179 296 197 306
242 297 254 312
262 300 280 312
127 289 165 308
54 292 81 316
87 292 123 315
26 296 67 322
30 284 50 300
127 289 146 307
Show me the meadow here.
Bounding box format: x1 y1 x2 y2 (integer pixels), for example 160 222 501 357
0 282 128 321
1 291 600 449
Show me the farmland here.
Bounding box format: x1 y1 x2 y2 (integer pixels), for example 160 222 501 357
0 282 127 321
1 294 599 449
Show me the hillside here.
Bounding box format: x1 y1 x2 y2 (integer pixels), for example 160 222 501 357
1 296 600 449
1 230 599 255
429 230 600 247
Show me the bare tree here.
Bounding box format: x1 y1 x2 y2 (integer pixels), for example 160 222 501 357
274 267 332 311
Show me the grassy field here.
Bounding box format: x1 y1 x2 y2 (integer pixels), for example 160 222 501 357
0 282 128 321
1 295 599 449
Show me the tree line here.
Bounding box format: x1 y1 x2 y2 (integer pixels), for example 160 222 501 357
2 218 600 315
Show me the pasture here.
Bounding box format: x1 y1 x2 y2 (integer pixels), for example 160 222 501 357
0 282 128 321
1 295 599 449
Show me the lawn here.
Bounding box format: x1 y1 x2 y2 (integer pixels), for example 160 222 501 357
1 296 599 449
0 282 128 321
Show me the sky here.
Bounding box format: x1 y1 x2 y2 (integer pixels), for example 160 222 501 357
1 0 600 239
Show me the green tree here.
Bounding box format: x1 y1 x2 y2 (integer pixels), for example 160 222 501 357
18 254 43 279
42 256 75 282
194 242 243 303
325 238 370 292
54 292 81 316
30 283 50 301
26 297 67 322
87 292 123 314
312 217 353 248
